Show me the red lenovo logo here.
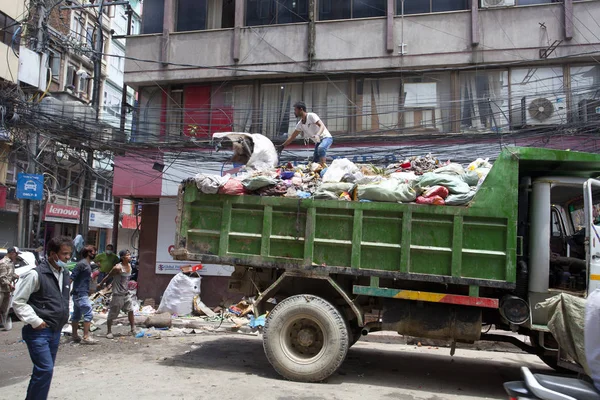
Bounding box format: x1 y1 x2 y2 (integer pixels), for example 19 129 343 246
45 203 80 219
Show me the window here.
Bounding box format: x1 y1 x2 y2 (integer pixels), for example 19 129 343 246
320 0 385 21
78 75 90 95
570 65 600 123
94 178 113 212
142 0 165 34
176 0 207 31
233 86 253 132
459 70 509 132
260 83 302 138
0 12 21 48
517 0 561 5
72 11 85 41
303 81 349 133
509 67 565 126
49 51 61 80
246 0 309 26
86 25 95 48
397 0 469 15
134 87 163 142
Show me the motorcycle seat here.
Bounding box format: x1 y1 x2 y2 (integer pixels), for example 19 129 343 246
535 373 600 400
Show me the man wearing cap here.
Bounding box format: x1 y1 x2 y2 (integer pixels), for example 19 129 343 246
0 247 19 330
98 249 136 338
277 101 334 166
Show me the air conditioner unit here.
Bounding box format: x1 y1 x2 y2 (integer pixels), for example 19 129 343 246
481 0 515 8
520 95 567 126
578 99 600 123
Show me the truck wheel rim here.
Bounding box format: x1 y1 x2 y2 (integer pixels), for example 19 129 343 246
280 315 326 365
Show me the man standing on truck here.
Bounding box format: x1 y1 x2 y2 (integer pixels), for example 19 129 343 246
276 101 333 166
98 249 136 339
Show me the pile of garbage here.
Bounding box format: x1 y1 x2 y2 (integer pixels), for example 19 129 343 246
189 155 492 206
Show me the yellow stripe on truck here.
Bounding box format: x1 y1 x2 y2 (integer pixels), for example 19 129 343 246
393 291 446 302
591 274 600 281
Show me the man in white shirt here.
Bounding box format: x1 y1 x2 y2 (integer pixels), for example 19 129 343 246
278 101 333 166
13 236 72 400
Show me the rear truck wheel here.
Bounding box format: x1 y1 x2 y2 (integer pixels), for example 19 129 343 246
263 294 349 382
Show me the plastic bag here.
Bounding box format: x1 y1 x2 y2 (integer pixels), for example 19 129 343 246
157 273 202 316
467 158 492 171
218 179 245 195
194 173 230 194
322 159 359 183
433 163 464 175
445 190 477 205
418 173 470 194
242 176 278 191
357 179 418 203
416 195 445 205
423 185 449 199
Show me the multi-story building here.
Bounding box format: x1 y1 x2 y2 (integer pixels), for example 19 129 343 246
0 0 140 251
118 0 600 303
0 0 26 246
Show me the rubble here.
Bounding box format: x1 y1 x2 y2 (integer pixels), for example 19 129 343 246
186 154 492 207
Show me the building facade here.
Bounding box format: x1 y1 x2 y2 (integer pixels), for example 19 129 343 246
117 0 600 303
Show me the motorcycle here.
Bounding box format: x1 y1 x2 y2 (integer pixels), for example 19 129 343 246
504 367 600 400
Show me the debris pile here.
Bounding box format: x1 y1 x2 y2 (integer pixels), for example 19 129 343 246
187 155 493 206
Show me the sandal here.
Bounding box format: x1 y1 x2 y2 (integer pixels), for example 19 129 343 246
81 337 99 345
106 333 114 339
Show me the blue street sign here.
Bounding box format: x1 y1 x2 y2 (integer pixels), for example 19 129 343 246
16 173 44 200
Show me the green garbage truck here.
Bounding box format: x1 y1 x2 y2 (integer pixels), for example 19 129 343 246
172 147 600 382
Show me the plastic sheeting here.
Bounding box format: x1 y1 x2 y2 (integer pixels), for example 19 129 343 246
157 273 202 317
213 132 278 170
536 293 591 375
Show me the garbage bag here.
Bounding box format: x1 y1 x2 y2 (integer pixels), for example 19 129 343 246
218 179 245 195
434 163 464 175
157 273 202 316
461 171 480 186
242 176 278 191
418 173 470 194
314 182 356 200
536 293 590 376
358 179 418 203
416 195 445 205
445 190 477 205
389 171 418 183
422 185 449 199
194 173 230 194
322 159 359 183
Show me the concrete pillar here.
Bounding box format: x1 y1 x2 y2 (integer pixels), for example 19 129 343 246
233 0 243 62
161 0 175 66
564 0 573 40
450 71 460 133
386 0 394 53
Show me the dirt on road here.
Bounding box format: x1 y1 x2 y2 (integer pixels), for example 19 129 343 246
0 321 549 400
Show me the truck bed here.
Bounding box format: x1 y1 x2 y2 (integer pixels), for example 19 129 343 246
174 147 600 290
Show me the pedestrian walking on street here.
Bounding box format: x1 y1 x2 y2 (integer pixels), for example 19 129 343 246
70 245 98 344
12 236 72 400
94 244 119 287
98 249 136 339
0 246 20 331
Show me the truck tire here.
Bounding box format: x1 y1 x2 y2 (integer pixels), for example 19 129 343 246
263 294 349 382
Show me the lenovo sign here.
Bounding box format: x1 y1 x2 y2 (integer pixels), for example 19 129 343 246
45 203 80 223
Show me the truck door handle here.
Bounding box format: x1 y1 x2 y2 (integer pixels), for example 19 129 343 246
593 253 600 260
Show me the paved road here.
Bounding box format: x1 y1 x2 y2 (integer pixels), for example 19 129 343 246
0 321 549 400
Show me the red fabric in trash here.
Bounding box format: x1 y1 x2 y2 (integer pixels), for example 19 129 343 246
423 185 449 199
218 179 246 195
416 195 445 205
